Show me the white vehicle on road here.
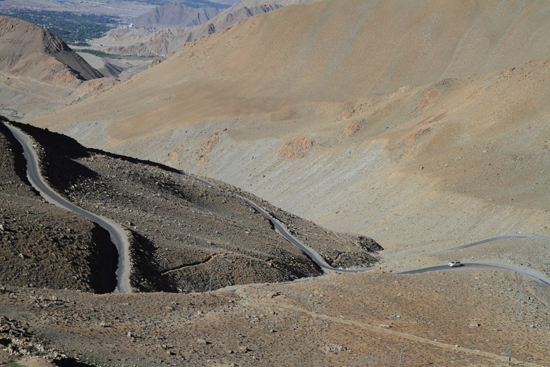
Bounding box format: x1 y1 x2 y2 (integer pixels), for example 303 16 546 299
448 260 462 267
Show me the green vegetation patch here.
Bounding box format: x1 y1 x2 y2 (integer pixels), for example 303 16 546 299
0 9 120 46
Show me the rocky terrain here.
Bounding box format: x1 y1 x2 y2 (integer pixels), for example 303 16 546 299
4 0 550 365
132 2 220 28
0 118 117 293
1 266 550 366
8 120 381 294
94 0 315 56
28 0 550 270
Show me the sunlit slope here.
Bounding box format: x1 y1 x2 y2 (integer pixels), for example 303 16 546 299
0 16 103 86
27 0 550 253
30 0 550 142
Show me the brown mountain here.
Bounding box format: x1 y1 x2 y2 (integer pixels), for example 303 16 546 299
97 0 315 56
5 1 550 365
0 16 103 86
132 2 220 28
29 0 550 258
1 117 381 294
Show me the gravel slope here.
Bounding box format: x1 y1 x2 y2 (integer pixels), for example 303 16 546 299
0 117 117 293
10 120 381 294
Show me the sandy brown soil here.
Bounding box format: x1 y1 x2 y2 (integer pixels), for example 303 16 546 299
8 0 550 364
0 16 116 116
0 17 103 86
1 268 549 366
26 0 550 280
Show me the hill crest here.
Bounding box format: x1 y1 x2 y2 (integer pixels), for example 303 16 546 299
0 16 103 86
132 2 220 28
97 0 314 56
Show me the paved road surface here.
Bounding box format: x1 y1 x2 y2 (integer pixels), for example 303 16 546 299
11 122 548 292
179 171 373 273
4 123 131 294
398 261 550 286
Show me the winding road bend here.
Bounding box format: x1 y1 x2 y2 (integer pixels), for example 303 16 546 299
398 261 550 286
398 233 550 287
4 122 131 294
178 171 373 274
189 169 550 285
10 122 546 291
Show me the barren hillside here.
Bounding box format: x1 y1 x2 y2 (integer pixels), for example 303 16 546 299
0 118 117 293
96 0 315 56
132 2 220 28
4 1 550 365
3 267 550 366
27 0 550 260
0 16 113 116
5 119 380 294
0 16 103 86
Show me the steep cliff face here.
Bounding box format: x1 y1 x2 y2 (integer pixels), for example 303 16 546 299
0 16 103 86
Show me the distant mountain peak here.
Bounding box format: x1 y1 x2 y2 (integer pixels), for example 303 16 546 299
132 1 221 28
0 16 103 86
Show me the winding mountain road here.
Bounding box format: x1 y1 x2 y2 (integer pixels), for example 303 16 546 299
7 120 550 292
238 196 374 273
4 122 131 294
398 233 550 287
178 171 373 273
398 260 550 286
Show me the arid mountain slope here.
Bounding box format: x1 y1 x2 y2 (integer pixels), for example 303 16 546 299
28 0 550 259
0 16 103 86
9 120 380 294
97 0 315 56
0 118 117 293
0 16 112 116
132 2 220 28
37 0 550 129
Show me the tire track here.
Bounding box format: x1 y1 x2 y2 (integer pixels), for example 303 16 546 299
249 299 541 366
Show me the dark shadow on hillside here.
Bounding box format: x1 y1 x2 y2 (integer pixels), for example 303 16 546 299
9 121 98 193
88 224 118 294
0 116 39 195
10 121 195 184
128 230 178 293
53 357 96 367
